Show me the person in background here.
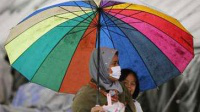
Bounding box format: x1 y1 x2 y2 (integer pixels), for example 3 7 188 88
119 69 143 112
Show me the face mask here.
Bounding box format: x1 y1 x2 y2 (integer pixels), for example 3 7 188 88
109 66 121 79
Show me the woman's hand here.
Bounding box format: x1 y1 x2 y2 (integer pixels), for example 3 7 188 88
91 106 105 112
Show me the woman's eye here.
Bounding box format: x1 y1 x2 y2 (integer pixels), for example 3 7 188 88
112 62 118 66
131 83 136 86
124 82 129 85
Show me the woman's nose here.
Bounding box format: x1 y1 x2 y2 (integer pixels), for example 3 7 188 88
127 83 131 88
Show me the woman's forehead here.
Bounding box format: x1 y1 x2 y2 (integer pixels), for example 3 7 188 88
126 74 136 81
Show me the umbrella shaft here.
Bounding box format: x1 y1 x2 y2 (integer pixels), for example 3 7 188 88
96 8 101 105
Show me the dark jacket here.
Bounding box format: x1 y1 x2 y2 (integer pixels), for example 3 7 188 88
71 80 136 112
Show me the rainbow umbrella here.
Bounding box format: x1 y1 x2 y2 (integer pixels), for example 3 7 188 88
5 0 194 94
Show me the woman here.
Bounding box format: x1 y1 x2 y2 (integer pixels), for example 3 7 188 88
119 69 143 112
71 48 136 112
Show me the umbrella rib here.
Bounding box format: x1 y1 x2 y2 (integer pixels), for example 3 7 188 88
73 1 94 23
102 2 125 8
80 27 96 41
105 25 138 30
56 25 96 28
87 0 98 25
101 1 111 8
103 4 132 24
56 11 98 28
106 22 143 26
102 16 129 38
101 28 116 49
54 15 91 24
85 0 97 8
66 27 94 35
101 12 117 48
103 27 127 38
59 6 92 23
56 25 90 27
29 12 95 82
104 11 143 25
105 11 193 55
103 12 159 87
102 2 115 18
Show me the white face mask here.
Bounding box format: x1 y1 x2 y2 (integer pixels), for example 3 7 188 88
109 66 121 79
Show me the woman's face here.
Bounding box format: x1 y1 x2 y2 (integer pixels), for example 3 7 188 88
108 54 119 81
123 74 136 95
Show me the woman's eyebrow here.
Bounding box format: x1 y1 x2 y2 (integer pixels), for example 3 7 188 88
114 61 118 63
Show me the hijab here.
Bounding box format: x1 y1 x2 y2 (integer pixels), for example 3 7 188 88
89 47 123 93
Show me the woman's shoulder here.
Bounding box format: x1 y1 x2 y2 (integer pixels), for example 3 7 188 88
71 84 107 112
71 85 96 112
77 85 95 94
73 84 97 101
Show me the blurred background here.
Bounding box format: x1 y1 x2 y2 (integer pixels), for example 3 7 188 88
0 0 200 112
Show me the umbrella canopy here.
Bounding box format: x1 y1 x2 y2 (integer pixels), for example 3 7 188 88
5 0 194 93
